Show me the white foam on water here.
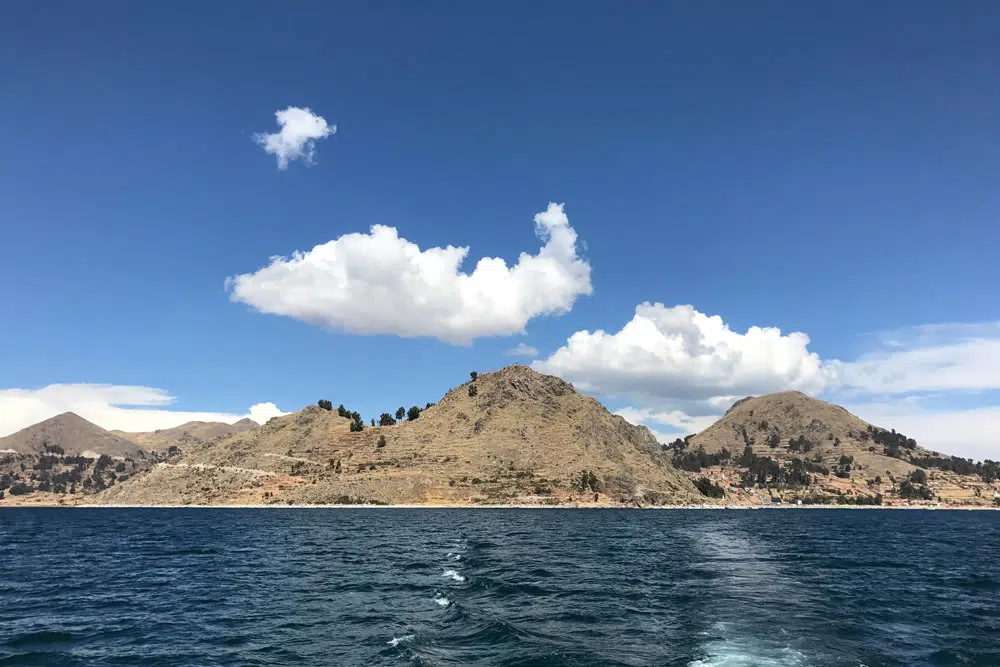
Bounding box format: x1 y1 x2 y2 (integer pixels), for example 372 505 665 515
442 569 465 582
434 595 450 607
452 553 461 560
688 639 809 667
387 634 414 647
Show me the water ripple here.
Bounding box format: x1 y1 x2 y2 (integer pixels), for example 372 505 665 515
0 508 997 666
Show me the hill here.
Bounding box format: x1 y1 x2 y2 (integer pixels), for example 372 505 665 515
94 365 703 506
0 412 146 458
670 392 1000 506
113 418 258 452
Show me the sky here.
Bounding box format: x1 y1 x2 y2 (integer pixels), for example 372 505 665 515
2 1 999 459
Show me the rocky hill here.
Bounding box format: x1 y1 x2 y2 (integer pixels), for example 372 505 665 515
0 412 146 458
113 418 258 452
671 391 1000 506
94 365 703 506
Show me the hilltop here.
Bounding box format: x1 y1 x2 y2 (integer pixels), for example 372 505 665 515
113 418 258 452
0 412 145 458
671 392 999 506
0 413 151 504
94 365 703 506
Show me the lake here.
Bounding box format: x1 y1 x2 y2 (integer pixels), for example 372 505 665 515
1 508 998 666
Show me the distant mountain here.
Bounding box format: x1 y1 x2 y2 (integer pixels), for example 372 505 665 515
95 365 703 506
673 391 999 506
113 418 258 452
0 412 145 459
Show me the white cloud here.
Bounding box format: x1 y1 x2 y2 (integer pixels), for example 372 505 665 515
537 306 1000 460
226 203 592 344
535 303 835 409
615 406 719 440
253 106 336 169
505 343 539 357
836 326 1000 395
0 384 288 437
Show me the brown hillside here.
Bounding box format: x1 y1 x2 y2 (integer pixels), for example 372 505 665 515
114 418 258 452
94 365 702 506
683 392 999 506
0 412 146 458
688 391 920 477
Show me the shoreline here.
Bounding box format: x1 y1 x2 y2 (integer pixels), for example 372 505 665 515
2 502 996 510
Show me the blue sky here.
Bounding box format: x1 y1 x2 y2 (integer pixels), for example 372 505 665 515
2 1 999 458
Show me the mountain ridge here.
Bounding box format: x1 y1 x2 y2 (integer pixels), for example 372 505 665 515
113 418 259 452
0 412 145 458
1 372 997 507
673 391 999 506
94 365 703 506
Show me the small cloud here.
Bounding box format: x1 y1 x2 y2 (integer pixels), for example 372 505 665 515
253 106 336 169
615 406 719 438
505 343 538 357
247 402 285 424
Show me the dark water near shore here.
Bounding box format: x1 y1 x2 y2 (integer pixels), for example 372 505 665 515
1 509 998 666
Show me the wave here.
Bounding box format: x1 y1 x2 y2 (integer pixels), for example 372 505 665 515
7 631 76 648
442 569 465 582
434 595 450 607
387 634 414 648
689 638 810 667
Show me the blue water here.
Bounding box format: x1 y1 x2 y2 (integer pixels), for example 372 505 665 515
1 509 998 666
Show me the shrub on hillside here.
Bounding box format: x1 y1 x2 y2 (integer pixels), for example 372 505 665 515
788 436 814 453
407 406 422 421
9 481 33 496
898 479 934 500
694 477 725 498
671 445 732 472
468 384 478 397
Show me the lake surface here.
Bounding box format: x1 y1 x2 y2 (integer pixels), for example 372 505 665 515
1 508 998 666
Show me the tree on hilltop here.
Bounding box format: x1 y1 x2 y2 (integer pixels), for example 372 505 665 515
318 399 333 411
395 407 406 421
470 371 478 381
407 405 422 421
349 414 365 432
379 413 396 426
